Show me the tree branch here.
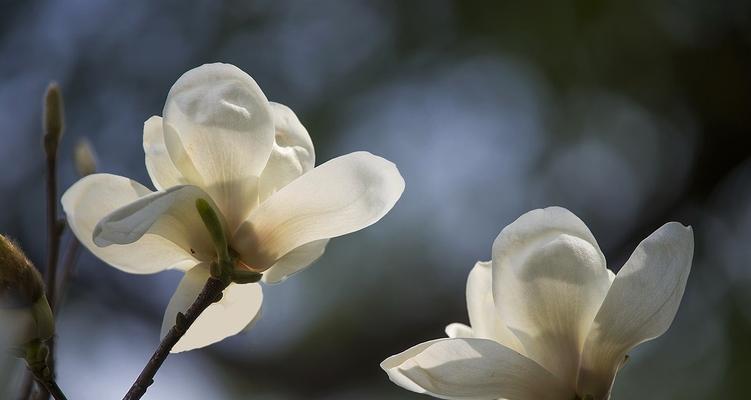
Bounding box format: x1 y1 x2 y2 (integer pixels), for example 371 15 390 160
56 238 81 306
122 277 228 400
35 83 65 400
44 152 63 313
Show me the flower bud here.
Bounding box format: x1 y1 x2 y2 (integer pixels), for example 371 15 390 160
74 138 97 177
0 235 54 347
0 235 43 306
43 83 64 157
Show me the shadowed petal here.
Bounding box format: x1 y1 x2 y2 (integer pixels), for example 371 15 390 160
258 102 315 201
466 261 524 352
261 239 329 284
492 207 611 385
61 174 197 274
382 338 575 400
93 185 219 262
577 222 693 399
143 116 185 191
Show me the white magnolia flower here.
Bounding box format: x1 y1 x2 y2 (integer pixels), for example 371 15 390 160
62 63 404 352
382 207 693 400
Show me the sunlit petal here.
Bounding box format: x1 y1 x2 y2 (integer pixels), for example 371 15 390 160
162 63 275 228
444 323 473 339
232 152 404 270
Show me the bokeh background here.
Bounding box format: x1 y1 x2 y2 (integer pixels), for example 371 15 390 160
1 0 751 398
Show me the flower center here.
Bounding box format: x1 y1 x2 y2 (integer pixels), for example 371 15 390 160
228 247 262 272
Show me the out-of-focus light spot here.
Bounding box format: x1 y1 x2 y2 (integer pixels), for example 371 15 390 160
218 0 399 108
704 159 751 318
338 55 549 258
535 90 696 249
56 301 223 400
537 137 641 238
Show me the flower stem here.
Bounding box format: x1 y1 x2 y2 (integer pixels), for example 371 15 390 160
122 276 228 400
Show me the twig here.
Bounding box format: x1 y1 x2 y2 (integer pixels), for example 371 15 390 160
44 152 63 313
42 82 64 314
35 151 62 400
122 277 228 400
56 238 81 306
37 83 65 400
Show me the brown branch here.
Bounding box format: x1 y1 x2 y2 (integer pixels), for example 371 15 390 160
56 238 81 306
36 83 65 400
44 152 63 313
35 147 62 400
122 277 228 400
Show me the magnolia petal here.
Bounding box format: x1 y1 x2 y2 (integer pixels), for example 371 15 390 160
161 265 263 353
143 116 184 191
607 268 616 283
492 207 611 385
161 122 205 185
163 63 275 179
261 239 329 284
61 174 197 274
577 222 694 399
381 338 575 400
258 102 315 201
232 152 404 270
163 63 274 228
93 185 219 261
466 261 523 353
445 323 473 339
